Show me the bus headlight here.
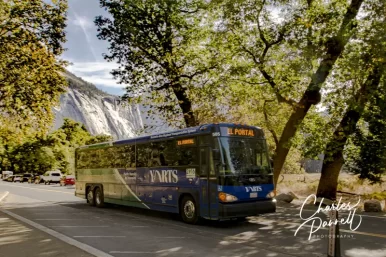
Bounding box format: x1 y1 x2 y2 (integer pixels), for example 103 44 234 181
266 190 276 198
219 192 238 202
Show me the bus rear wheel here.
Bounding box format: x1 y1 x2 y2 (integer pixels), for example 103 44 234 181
95 187 105 208
180 195 198 224
87 187 95 206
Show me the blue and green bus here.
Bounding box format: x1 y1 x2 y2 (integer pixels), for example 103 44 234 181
75 123 276 224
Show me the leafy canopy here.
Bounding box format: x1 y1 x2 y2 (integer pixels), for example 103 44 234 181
95 0 222 128
0 0 68 133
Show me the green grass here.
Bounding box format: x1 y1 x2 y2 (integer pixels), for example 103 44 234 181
363 191 386 201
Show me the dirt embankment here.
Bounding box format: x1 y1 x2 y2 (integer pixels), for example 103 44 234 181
277 173 386 210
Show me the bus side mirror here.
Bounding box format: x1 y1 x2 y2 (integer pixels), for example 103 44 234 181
212 149 221 161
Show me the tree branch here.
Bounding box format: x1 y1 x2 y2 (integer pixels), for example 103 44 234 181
180 62 219 80
154 82 171 91
230 79 269 86
179 8 199 14
263 99 279 147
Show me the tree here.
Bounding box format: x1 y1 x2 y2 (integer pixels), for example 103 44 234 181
215 0 365 185
0 0 68 133
95 0 222 128
86 134 114 145
315 0 386 199
348 89 386 183
57 118 91 147
317 62 385 199
10 139 57 174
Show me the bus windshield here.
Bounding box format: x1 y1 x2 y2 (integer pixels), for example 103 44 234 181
219 137 271 175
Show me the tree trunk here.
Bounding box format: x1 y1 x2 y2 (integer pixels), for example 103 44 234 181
316 62 385 200
171 84 197 127
317 110 360 200
272 0 364 186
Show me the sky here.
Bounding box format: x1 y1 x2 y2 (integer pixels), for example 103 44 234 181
61 0 125 96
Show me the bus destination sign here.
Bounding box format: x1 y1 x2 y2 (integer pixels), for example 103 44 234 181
221 127 255 137
177 138 195 146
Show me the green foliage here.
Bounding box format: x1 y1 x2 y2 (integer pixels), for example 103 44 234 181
282 148 305 174
0 0 68 134
65 71 109 98
86 134 114 145
0 118 113 175
347 81 386 183
95 0 224 127
363 191 386 201
56 118 90 147
8 138 57 175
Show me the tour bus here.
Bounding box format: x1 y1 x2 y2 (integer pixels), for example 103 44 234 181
75 123 276 224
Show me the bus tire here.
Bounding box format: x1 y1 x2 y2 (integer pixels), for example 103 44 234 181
180 195 198 224
95 187 105 208
87 187 95 206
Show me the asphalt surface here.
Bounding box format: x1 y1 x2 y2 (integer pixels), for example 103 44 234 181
0 180 385 257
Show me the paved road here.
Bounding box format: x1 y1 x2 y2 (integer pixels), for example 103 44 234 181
0 180 385 257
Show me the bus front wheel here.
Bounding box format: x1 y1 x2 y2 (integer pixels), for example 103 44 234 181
180 195 198 224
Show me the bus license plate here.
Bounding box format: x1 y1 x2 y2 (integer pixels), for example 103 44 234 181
250 192 258 198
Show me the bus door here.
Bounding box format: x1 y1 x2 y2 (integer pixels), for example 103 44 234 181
199 147 219 219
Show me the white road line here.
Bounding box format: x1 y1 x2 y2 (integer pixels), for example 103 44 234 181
0 184 74 194
52 226 109 228
155 237 187 239
31 212 87 215
110 251 154 254
110 247 185 254
131 226 148 228
74 236 126 238
35 219 87 221
0 191 9 202
0 208 114 257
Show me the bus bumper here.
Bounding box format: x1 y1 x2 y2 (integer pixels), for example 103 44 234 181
218 199 276 218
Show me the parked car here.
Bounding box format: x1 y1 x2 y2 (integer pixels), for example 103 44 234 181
7 175 21 182
41 170 63 185
34 175 43 184
60 175 75 186
28 174 41 184
20 173 33 183
1 171 13 180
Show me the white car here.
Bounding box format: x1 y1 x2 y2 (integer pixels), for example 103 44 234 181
8 175 21 182
41 171 63 185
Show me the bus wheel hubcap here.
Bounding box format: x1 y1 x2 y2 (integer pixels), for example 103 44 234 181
96 192 100 204
88 191 93 202
184 201 195 219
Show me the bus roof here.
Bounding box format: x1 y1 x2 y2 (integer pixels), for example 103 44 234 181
78 123 264 149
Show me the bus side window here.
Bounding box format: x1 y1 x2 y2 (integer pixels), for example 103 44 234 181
89 150 100 169
149 142 165 167
76 151 84 169
178 147 198 166
209 150 215 175
112 147 123 168
99 148 111 168
162 140 179 166
199 135 211 145
200 148 208 176
137 143 151 167
124 145 135 168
